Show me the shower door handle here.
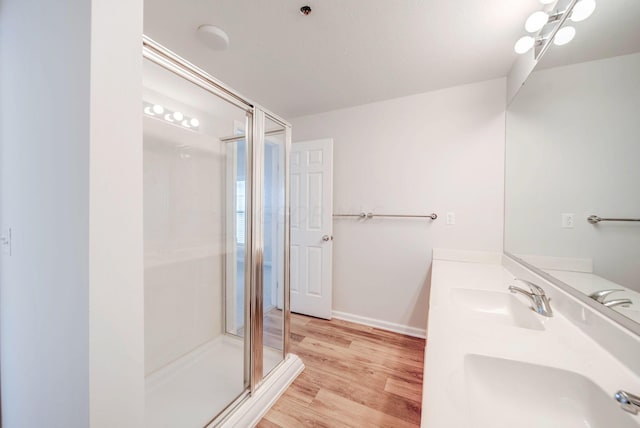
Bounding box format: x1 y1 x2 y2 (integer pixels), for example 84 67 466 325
322 235 333 242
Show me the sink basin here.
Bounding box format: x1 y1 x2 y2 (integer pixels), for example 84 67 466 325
464 354 637 428
450 288 545 331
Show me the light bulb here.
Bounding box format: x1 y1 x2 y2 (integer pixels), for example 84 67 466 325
172 111 184 121
514 36 535 54
152 104 164 114
164 113 174 122
539 0 555 4
554 26 576 46
571 0 596 22
144 106 154 115
189 118 200 127
525 11 549 33
181 120 191 128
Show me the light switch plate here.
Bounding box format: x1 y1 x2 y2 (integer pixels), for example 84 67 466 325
446 212 456 225
1 228 11 255
561 213 575 229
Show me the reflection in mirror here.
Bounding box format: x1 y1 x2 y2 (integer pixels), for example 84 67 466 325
505 0 640 327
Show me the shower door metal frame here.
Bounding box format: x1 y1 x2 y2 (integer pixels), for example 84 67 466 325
142 36 292 425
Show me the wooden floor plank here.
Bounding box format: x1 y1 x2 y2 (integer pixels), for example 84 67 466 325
260 313 425 427
384 377 424 403
261 394 351 428
309 389 417 428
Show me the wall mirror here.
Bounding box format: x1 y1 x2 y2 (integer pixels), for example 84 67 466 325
505 0 640 333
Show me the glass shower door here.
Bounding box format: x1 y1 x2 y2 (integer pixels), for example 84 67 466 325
142 57 251 427
142 36 293 428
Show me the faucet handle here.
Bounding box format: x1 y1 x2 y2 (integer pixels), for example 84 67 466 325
615 390 640 415
603 298 633 308
589 289 623 303
514 278 546 296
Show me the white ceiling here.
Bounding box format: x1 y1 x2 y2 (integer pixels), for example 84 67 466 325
144 0 541 118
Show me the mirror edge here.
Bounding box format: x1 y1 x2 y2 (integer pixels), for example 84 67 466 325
504 252 640 336
506 52 538 105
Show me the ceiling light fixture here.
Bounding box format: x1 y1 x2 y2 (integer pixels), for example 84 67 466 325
514 36 536 54
553 26 576 45
143 102 200 131
570 0 596 22
525 11 549 33
514 0 595 57
196 24 230 51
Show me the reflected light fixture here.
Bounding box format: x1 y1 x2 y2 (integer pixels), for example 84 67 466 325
143 102 200 131
571 0 596 22
553 26 576 45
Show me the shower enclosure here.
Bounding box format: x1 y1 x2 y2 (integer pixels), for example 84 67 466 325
141 38 295 427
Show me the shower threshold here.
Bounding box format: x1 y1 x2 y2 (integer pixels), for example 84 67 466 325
144 335 283 428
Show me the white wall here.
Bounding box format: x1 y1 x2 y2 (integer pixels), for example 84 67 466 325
505 53 640 291
0 1 91 426
291 78 506 334
1 0 144 426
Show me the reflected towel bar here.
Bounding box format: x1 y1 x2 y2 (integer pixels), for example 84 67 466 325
333 212 437 220
587 215 640 224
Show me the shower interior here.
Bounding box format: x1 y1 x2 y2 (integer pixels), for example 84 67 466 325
142 42 291 428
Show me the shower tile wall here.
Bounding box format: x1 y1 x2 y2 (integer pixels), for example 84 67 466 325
143 116 224 375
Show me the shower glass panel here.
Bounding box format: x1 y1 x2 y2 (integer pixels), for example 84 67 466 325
262 118 287 376
142 57 250 427
225 131 248 339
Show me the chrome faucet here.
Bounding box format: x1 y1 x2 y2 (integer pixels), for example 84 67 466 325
615 390 640 415
508 278 553 317
588 289 632 308
589 289 623 303
603 298 633 308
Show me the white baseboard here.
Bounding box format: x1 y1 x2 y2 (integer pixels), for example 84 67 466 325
216 354 304 428
332 310 426 339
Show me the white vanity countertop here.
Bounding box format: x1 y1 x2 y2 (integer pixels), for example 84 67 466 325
421 255 640 427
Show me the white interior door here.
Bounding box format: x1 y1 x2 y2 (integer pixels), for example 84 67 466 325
290 139 333 319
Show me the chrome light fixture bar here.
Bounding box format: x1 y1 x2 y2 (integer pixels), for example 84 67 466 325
514 0 595 59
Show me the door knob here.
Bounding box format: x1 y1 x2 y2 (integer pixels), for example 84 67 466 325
322 235 333 242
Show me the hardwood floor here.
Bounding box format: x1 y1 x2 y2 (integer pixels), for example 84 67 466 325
257 313 426 427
